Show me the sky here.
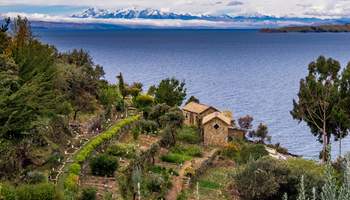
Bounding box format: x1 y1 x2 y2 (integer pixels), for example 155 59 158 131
0 0 350 18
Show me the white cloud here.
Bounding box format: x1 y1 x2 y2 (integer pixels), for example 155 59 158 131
301 1 350 18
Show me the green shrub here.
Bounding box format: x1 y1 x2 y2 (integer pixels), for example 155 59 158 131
283 158 325 200
25 171 47 184
146 174 165 193
198 180 221 189
222 141 242 159
16 183 56 200
90 154 118 177
0 183 16 200
148 165 179 176
176 126 201 144
80 187 96 200
135 119 158 135
107 143 136 158
171 144 202 157
148 165 164 174
46 153 64 168
132 126 140 140
233 157 325 200
234 157 289 200
239 143 268 164
64 174 79 192
69 163 81 175
134 94 154 109
161 153 191 164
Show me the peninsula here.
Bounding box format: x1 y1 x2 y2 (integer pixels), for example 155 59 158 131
261 24 350 33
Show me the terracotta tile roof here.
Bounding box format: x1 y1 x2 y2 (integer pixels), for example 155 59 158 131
202 112 232 125
182 102 213 114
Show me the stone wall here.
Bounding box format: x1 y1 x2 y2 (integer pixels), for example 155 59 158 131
228 128 246 140
183 110 200 127
203 118 228 146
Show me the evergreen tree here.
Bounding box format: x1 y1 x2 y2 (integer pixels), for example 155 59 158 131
291 56 342 162
0 17 10 54
117 72 128 99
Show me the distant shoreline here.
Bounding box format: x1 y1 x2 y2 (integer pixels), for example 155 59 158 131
261 24 350 33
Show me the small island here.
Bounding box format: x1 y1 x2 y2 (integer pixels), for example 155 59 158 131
261 24 350 33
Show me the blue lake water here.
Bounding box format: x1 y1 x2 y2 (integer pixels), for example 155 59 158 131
34 28 350 159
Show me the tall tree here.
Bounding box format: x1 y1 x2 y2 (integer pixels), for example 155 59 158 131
291 56 341 162
59 49 105 120
0 17 10 54
0 48 57 139
0 17 60 138
336 63 350 157
159 107 184 144
148 103 171 127
117 72 128 99
153 77 186 107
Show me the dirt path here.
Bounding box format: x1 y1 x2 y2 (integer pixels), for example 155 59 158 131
165 149 218 200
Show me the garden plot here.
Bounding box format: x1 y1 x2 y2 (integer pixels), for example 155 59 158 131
180 159 239 200
75 121 162 200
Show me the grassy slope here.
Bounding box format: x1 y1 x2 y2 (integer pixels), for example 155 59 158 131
180 162 236 200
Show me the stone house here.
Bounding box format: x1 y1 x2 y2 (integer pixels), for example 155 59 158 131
182 102 245 146
182 102 218 127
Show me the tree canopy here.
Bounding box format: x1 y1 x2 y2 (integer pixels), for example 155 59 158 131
152 77 186 107
291 56 350 161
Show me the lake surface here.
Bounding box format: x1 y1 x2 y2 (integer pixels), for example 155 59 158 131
35 28 350 159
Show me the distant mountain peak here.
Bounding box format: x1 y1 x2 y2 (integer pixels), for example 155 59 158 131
72 7 204 20
70 7 350 28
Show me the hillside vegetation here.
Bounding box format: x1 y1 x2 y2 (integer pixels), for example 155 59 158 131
0 16 122 182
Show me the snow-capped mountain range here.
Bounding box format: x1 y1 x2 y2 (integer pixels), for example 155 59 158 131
3 7 349 30
72 7 349 25
72 8 229 21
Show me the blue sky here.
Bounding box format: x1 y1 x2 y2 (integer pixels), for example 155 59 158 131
1 0 350 18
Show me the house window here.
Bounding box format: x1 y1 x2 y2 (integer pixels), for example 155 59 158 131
214 124 220 129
